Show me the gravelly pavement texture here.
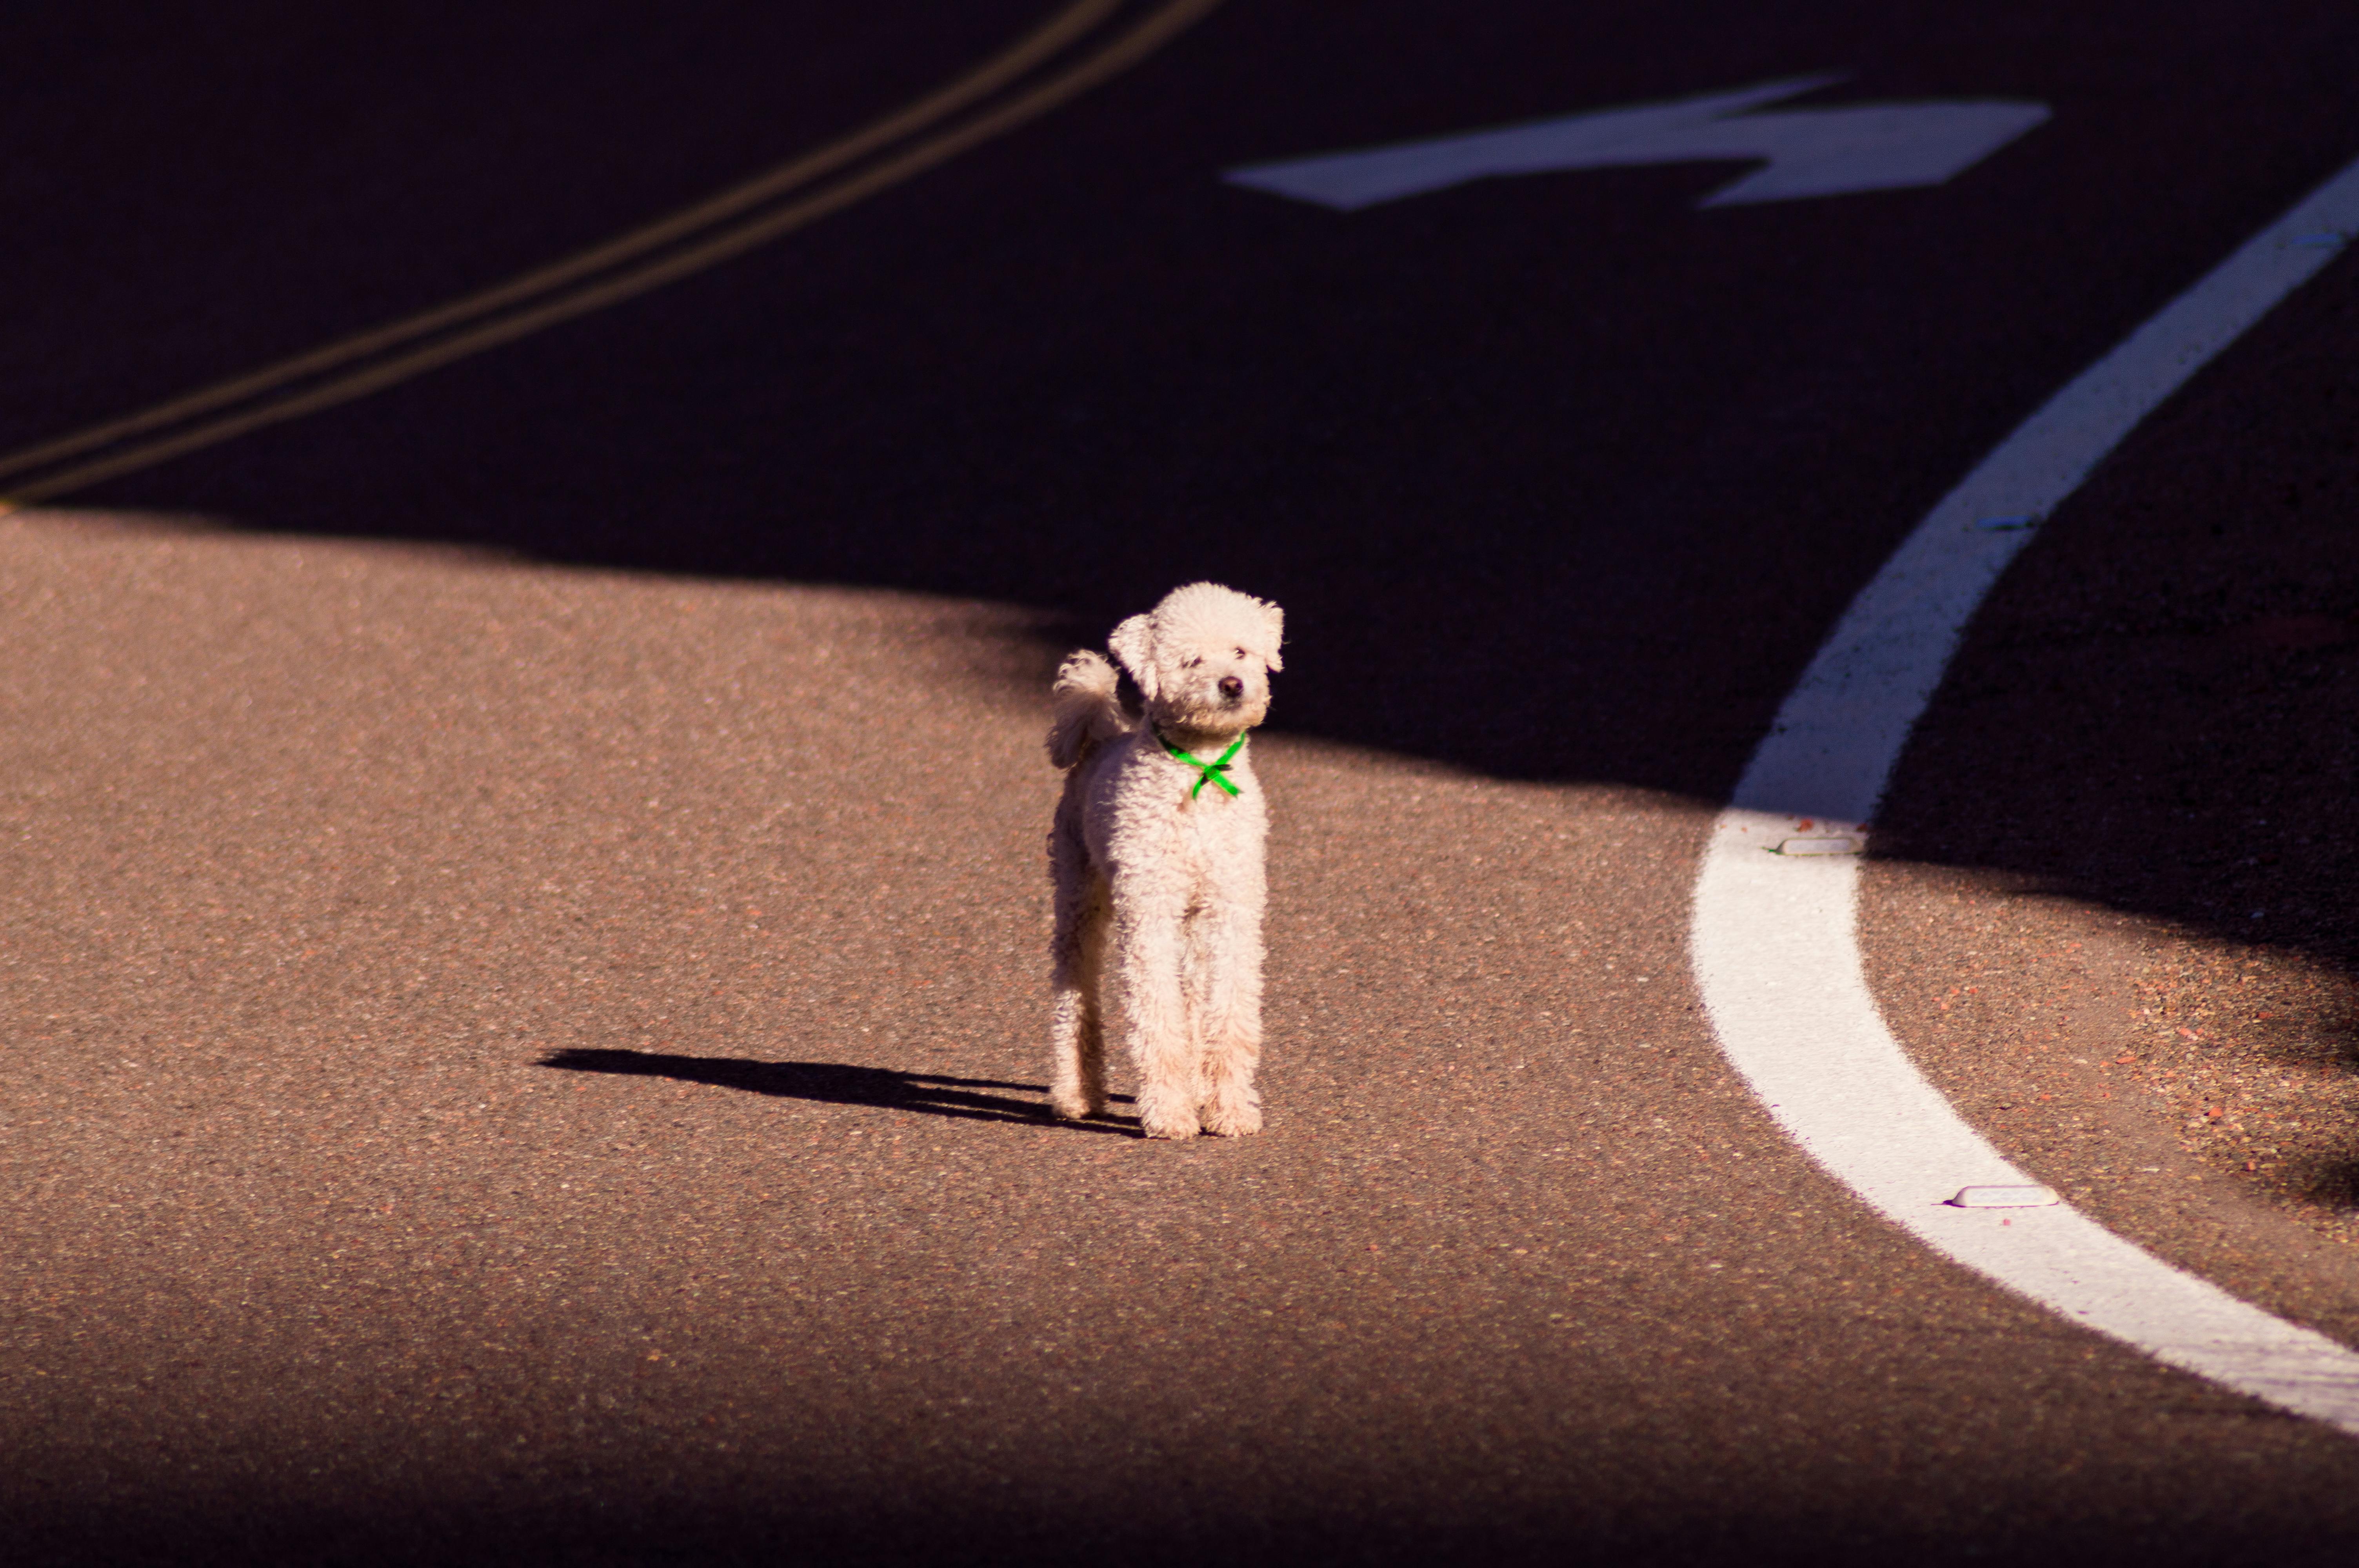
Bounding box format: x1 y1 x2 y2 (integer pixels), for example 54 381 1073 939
6 0 2359 1562
9 515 2359 1566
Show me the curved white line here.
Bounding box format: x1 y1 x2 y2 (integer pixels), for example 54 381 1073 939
1690 158 2359 1432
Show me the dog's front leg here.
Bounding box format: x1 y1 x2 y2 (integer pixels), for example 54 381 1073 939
1194 891 1265 1137
1111 880 1199 1140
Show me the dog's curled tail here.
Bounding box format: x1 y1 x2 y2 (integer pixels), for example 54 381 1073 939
1047 649 1132 770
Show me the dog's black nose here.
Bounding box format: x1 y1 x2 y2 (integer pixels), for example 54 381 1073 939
1218 675 1244 699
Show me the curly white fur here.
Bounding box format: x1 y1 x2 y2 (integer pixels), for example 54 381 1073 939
1044 583 1284 1139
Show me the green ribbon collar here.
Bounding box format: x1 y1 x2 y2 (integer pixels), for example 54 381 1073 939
1159 731 1246 798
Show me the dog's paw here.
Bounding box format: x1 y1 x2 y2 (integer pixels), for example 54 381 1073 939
1139 1106 1201 1140
1049 1087 1106 1121
1200 1100 1262 1138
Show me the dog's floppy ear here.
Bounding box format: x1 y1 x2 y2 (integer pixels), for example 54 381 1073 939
1107 613 1158 700
1258 599 1284 672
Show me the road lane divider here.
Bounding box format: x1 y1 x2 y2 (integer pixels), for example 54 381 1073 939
0 0 1222 509
1690 163 2359 1433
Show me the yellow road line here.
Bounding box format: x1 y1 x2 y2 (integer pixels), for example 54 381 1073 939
0 0 1222 509
0 0 1118 489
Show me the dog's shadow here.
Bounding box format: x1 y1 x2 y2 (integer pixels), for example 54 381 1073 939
539 1047 1139 1134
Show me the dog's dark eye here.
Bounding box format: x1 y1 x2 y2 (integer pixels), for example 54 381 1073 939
1235 647 1248 659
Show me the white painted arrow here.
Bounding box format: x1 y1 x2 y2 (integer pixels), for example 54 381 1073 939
1225 76 2050 211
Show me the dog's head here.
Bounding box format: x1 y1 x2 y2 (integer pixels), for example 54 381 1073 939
1107 582 1284 737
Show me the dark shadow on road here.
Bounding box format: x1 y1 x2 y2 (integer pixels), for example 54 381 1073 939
1866 266 2359 984
539 1047 1140 1134
11 4 2358 979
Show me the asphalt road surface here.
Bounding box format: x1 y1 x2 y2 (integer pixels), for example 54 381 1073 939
4 3 2358 1562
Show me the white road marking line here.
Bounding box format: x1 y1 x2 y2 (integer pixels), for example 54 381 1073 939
1224 76 2047 212
1690 152 2359 1436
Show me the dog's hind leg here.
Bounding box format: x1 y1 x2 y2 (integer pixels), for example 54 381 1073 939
1049 874 1110 1120
1048 797 1110 1120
